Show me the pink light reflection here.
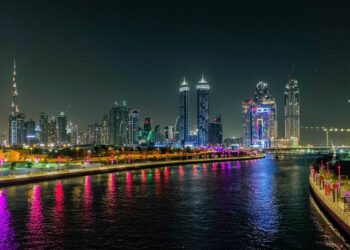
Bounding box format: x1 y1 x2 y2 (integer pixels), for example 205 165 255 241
107 173 116 218
0 190 17 249
27 185 44 248
126 172 132 198
155 169 161 196
84 176 93 226
54 181 64 237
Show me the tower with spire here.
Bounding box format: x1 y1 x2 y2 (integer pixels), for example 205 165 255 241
179 77 189 146
196 75 210 146
9 59 26 146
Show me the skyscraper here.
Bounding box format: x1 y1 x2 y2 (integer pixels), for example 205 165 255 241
164 126 174 143
8 60 26 146
25 119 36 145
153 125 162 144
179 78 189 147
128 109 139 146
284 79 300 145
100 114 109 145
209 114 223 145
48 116 57 145
39 112 49 146
242 82 278 148
57 112 67 145
143 117 152 143
197 75 210 146
109 101 129 145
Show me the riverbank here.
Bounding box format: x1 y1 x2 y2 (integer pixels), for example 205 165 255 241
0 154 264 187
309 173 350 238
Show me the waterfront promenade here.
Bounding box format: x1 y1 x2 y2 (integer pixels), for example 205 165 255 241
309 170 350 236
0 153 264 187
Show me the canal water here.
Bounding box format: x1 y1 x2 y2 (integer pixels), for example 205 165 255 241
0 155 349 249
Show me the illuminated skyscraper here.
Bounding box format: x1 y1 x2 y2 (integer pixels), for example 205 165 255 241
209 114 223 145
179 78 189 146
197 75 210 146
164 126 174 144
242 81 278 148
284 79 300 145
25 119 36 145
109 101 129 145
128 109 140 146
48 116 57 145
8 59 26 146
143 117 152 143
39 112 49 145
57 112 67 145
100 114 109 145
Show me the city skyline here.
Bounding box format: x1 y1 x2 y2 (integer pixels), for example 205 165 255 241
0 1 350 145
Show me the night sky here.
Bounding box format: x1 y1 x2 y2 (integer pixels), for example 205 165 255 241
0 0 350 144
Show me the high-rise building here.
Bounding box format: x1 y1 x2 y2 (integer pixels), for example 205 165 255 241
57 112 67 145
209 114 223 145
39 112 49 145
179 78 189 146
153 125 162 144
164 126 174 142
48 116 57 145
284 79 300 145
100 115 109 145
35 125 41 144
143 117 152 143
8 60 26 146
242 82 278 148
197 75 210 146
25 119 36 145
87 123 100 145
109 101 129 145
128 109 139 146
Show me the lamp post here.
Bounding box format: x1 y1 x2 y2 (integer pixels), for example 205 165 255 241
338 163 341 188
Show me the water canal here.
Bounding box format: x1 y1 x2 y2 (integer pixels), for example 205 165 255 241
0 155 349 249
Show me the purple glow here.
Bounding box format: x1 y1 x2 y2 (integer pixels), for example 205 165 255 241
0 190 17 249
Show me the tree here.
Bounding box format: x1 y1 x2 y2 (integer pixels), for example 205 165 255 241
26 162 34 174
9 162 16 175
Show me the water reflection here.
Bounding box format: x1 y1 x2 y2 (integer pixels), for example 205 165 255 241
125 172 132 198
27 185 44 249
106 174 116 218
0 157 348 249
179 166 184 183
164 167 170 186
154 169 161 196
247 160 278 245
54 181 64 236
83 176 93 226
0 190 17 250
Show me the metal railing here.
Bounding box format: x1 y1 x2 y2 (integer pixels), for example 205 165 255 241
310 175 350 226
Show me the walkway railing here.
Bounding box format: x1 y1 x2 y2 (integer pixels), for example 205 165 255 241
310 174 350 226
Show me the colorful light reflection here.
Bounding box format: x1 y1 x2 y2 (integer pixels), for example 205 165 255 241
28 185 44 248
0 190 17 249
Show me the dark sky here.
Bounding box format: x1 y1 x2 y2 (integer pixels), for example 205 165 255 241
0 0 350 144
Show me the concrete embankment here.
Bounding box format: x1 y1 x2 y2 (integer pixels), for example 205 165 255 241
0 154 264 187
309 175 350 237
